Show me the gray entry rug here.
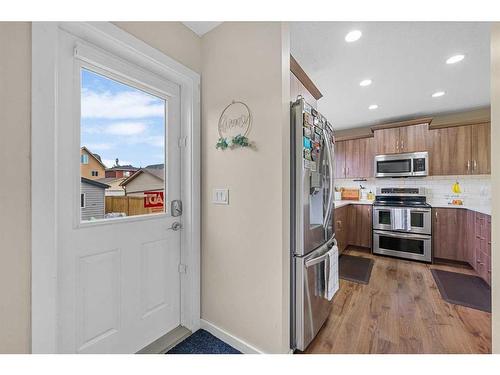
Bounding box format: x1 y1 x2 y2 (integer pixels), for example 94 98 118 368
431 269 491 313
339 255 374 284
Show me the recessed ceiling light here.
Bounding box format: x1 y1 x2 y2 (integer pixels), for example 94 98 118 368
432 91 445 98
360 79 372 87
368 104 378 110
345 30 362 43
446 54 465 64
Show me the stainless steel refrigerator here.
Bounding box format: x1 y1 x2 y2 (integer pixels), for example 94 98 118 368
290 97 338 351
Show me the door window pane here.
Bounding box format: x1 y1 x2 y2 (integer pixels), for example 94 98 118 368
80 68 166 222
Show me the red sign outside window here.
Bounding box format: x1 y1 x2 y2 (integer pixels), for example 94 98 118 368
144 191 164 208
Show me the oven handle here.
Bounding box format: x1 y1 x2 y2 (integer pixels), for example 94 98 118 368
373 207 431 213
373 230 431 240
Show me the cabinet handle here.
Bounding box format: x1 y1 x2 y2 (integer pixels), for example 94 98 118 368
401 139 404 151
467 160 470 173
473 160 477 172
396 140 399 151
435 211 438 222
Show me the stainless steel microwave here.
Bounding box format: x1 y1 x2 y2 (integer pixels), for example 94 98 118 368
374 151 428 178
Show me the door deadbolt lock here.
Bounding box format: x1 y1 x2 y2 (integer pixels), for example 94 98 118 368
171 200 183 217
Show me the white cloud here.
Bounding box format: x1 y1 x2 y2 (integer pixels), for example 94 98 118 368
86 142 115 151
81 89 165 119
143 136 165 147
104 122 147 136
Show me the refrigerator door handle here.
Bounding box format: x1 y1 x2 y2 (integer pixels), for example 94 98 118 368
322 128 334 230
305 251 330 268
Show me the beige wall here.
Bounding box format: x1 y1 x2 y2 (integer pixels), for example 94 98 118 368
491 23 500 354
0 22 31 353
114 22 201 74
201 22 290 353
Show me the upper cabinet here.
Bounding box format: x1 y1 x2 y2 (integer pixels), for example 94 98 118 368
430 123 490 175
399 123 429 153
335 137 374 179
374 123 429 155
374 127 400 154
471 123 491 174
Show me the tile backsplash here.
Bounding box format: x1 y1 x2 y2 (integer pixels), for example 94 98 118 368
335 175 491 208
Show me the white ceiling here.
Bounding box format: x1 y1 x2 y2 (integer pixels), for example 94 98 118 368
290 22 491 130
183 22 222 36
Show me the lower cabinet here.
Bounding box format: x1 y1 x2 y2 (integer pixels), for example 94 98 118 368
432 207 491 285
432 208 469 261
334 204 372 253
349 205 372 248
472 212 492 285
334 205 349 253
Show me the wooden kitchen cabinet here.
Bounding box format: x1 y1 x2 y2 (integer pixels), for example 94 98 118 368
348 205 372 249
471 123 491 174
399 123 429 153
374 123 429 155
432 208 468 261
334 204 372 252
335 137 374 179
374 127 400 154
334 140 346 179
430 123 491 176
344 139 358 178
430 125 472 176
472 212 491 285
433 208 492 285
334 205 349 253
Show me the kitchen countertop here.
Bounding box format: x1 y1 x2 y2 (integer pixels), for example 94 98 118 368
334 200 374 208
334 199 491 215
427 201 491 216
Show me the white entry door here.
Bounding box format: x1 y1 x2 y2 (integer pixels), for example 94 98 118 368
55 28 183 353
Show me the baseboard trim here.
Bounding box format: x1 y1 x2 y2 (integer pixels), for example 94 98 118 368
200 319 265 354
137 326 191 354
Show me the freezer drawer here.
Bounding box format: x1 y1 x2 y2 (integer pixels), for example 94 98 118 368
294 245 337 351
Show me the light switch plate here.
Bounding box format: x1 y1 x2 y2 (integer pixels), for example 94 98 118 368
213 188 229 205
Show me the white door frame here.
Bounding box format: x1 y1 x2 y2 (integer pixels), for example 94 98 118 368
31 22 200 353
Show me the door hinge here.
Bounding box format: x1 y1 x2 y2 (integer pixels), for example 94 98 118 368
178 136 188 148
178 264 187 274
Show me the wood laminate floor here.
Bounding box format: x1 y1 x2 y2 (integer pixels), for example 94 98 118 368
305 247 492 354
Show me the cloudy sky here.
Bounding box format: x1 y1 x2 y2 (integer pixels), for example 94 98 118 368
81 68 166 168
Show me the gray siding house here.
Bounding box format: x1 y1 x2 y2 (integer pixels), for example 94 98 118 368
81 177 109 221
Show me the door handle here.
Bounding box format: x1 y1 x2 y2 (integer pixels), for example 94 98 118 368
167 221 183 231
322 128 334 230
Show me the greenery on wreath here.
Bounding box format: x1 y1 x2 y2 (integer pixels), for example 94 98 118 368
216 134 252 150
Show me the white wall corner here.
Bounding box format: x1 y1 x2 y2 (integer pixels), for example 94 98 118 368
199 319 267 354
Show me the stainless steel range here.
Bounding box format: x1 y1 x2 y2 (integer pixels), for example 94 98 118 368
372 187 432 263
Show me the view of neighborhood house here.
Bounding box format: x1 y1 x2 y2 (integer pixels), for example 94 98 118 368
80 68 166 221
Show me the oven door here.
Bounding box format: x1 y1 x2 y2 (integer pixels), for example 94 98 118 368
373 230 432 262
373 207 431 234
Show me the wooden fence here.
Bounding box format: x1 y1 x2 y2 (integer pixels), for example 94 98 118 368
105 196 158 216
